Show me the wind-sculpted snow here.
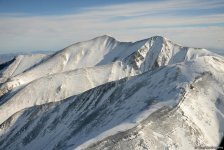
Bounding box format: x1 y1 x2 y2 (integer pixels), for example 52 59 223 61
0 36 219 125
85 56 224 150
0 35 223 150
0 35 143 94
0 61 135 124
0 56 223 150
123 36 218 73
0 54 48 84
0 36 218 97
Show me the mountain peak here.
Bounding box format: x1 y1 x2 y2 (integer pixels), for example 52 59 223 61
92 34 117 42
0 35 223 150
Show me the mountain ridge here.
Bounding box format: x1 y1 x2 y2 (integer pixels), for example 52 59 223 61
0 35 223 150
0 35 221 125
0 55 223 150
0 35 218 96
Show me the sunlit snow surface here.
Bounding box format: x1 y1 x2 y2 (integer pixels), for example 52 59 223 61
0 35 223 150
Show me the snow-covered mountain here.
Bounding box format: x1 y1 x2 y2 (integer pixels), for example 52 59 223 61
0 35 223 150
0 54 48 84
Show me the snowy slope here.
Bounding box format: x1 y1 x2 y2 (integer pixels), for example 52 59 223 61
0 61 135 124
0 54 48 83
0 36 220 125
0 55 223 150
0 36 218 97
0 54 16 64
123 36 218 73
0 35 223 150
0 36 145 96
85 56 224 150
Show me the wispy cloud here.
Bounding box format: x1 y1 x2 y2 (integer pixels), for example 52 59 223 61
0 0 224 53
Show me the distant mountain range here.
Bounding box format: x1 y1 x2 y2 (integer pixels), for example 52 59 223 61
0 35 223 150
0 51 52 64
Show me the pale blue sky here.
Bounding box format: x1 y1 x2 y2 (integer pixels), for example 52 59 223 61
0 0 150 15
0 0 224 54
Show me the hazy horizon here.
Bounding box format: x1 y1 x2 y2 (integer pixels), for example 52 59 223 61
0 0 224 54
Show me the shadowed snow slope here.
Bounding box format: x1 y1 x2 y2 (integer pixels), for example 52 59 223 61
0 61 135 124
0 56 223 150
0 54 48 84
0 35 223 150
0 36 218 97
0 36 219 125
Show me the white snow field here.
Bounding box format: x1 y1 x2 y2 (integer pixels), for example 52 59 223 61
0 35 223 150
0 54 48 84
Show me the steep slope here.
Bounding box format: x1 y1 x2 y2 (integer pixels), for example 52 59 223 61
85 56 224 150
0 61 135 124
0 35 146 96
123 36 217 73
0 58 15 74
0 36 220 125
0 54 16 64
0 36 218 96
0 56 223 150
0 54 48 83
